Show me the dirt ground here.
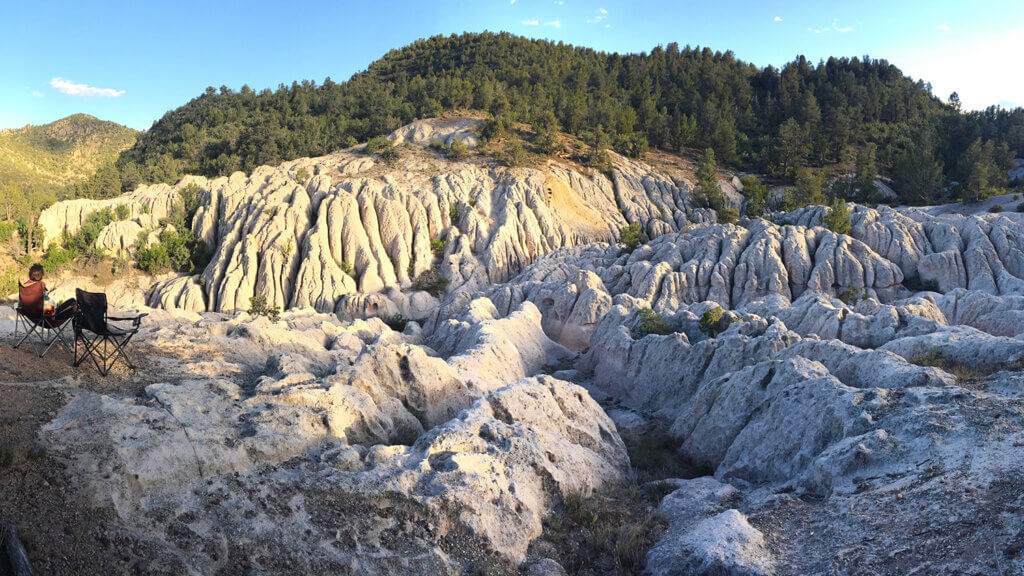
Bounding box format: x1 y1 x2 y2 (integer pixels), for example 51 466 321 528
0 337 163 575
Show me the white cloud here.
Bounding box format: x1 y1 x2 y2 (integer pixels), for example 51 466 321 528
31 90 45 99
50 77 125 98
586 7 608 23
835 25 853 33
605 23 611 28
937 24 950 31
544 19 561 28
774 16 782 22
554 0 564 4
522 18 539 25
510 0 516 4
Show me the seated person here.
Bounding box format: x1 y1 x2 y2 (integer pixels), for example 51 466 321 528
22 263 76 323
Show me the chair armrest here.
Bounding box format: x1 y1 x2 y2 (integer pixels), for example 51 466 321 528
107 313 149 326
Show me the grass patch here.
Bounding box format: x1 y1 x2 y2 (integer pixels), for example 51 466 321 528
908 350 1024 387
541 488 666 576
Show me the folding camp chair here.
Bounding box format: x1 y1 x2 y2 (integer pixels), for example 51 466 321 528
73 289 147 376
13 282 73 357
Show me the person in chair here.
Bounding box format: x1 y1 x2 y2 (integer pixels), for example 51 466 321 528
22 263 76 324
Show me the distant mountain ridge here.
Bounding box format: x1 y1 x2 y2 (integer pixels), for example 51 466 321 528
0 113 138 189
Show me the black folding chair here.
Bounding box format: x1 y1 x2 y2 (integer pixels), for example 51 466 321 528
73 289 147 376
14 281 74 357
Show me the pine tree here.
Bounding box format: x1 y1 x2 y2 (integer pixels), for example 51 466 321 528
794 168 827 207
825 197 852 235
893 141 943 205
854 144 878 199
740 175 769 219
695 148 725 211
775 118 809 178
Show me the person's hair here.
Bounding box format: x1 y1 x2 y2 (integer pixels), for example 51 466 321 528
29 263 44 282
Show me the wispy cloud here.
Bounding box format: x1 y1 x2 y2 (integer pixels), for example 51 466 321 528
586 7 608 24
937 24 950 31
544 19 561 28
50 77 125 98
522 18 539 26
807 21 852 34
510 0 516 4
774 16 782 22
31 90 45 99
554 0 564 4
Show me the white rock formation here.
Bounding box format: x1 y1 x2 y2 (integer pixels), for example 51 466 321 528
18 118 1024 576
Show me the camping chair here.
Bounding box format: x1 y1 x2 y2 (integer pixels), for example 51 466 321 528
73 289 147 376
13 282 73 357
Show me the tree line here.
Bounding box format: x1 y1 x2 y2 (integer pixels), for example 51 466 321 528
102 32 1021 205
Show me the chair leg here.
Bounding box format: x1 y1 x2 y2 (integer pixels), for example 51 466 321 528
109 333 138 371
39 323 72 358
13 315 38 349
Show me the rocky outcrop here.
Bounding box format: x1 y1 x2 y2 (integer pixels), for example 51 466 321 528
36 302 625 573
21 118 1024 575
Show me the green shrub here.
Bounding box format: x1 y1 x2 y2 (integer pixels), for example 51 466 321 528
379 145 400 165
837 285 868 305
449 203 462 224
445 138 469 160
480 116 507 141
340 260 353 275
278 237 295 260
495 137 527 167
413 269 449 297
431 238 446 256
619 222 643 250
699 305 737 337
631 308 673 339
825 198 852 235
0 220 16 242
136 228 209 274
295 167 310 183
365 136 391 155
41 243 76 274
247 295 280 321
741 175 769 219
111 255 133 276
115 204 130 220
989 204 1004 213
380 313 409 332
718 206 739 224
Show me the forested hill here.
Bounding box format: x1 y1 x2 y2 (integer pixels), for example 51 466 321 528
0 114 137 190
116 32 1022 201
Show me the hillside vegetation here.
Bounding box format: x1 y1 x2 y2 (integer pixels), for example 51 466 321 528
0 114 137 189
117 32 1022 204
0 114 138 220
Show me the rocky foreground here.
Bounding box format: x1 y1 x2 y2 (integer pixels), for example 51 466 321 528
7 119 1024 575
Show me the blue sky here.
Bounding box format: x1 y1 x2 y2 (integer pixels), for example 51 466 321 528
2 0 1022 131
